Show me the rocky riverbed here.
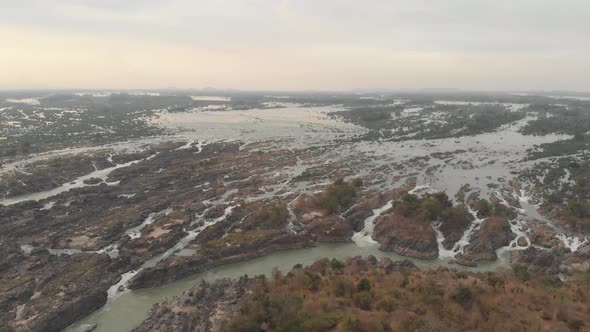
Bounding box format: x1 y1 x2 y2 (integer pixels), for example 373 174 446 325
1 91 588 331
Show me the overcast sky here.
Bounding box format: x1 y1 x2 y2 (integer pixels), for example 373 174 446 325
1 0 589 91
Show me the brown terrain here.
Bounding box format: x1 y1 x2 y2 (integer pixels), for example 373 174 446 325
134 256 590 332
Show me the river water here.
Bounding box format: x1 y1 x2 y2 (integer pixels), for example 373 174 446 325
4 101 576 331
66 241 506 332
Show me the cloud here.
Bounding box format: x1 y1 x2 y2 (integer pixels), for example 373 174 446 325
0 0 588 90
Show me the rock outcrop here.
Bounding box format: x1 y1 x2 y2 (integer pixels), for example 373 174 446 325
527 220 560 248
372 212 438 259
457 216 515 263
511 246 562 274
128 230 315 289
438 206 473 250
1 248 132 332
132 277 255 332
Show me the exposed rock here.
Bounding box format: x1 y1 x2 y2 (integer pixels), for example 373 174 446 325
129 230 315 289
439 206 473 250
133 257 419 332
453 257 478 267
458 216 515 262
511 247 561 274
527 220 560 248
378 257 419 273
372 212 438 259
306 215 353 242
81 324 97 332
82 177 103 185
344 205 374 232
1 251 131 332
128 255 211 289
133 277 255 332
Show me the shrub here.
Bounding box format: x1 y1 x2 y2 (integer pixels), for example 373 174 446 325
376 296 397 312
339 316 361 332
452 285 473 307
317 180 357 213
304 271 322 291
513 266 530 281
333 277 355 297
476 199 492 218
357 278 371 292
353 291 373 310
486 273 504 288
569 319 585 331
330 258 345 270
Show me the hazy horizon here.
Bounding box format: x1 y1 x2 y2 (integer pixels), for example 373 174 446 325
2 0 589 91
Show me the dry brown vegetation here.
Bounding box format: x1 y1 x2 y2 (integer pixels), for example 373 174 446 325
221 258 590 332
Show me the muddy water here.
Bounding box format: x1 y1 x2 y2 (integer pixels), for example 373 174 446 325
66 242 506 332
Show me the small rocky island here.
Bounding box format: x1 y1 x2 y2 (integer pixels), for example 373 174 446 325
0 91 588 331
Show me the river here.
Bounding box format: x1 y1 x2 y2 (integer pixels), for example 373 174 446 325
66 241 506 332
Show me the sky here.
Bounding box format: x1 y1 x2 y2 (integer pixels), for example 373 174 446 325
1 0 589 91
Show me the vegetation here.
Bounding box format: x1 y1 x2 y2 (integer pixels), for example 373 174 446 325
221 258 590 332
475 199 515 219
228 199 289 231
392 192 452 221
0 94 191 157
520 105 590 136
333 102 527 142
315 178 358 213
249 200 289 229
521 155 590 230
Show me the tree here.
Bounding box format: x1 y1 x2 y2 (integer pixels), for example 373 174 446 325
476 199 492 218
357 278 371 292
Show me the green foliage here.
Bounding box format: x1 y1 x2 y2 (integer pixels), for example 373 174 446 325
476 199 492 217
442 206 469 226
513 265 530 281
486 273 505 288
393 192 456 222
299 312 339 331
353 291 373 310
539 276 561 289
492 203 515 219
254 200 289 229
569 319 585 331
357 278 372 292
474 199 515 219
452 285 474 306
304 271 322 291
376 296 397 312
330 258 345 270
400 318 425 331
333 276 355 297
317 179 357 213
567 200 590 219
339 316 361 332
421 197 445 220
